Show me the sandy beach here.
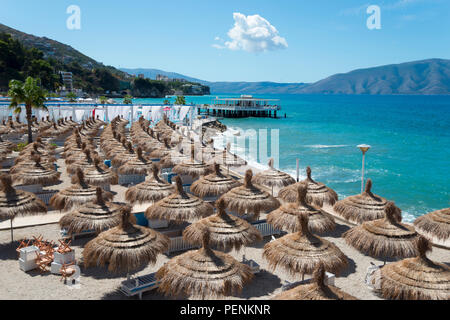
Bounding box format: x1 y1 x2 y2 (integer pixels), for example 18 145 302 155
0 123 448 301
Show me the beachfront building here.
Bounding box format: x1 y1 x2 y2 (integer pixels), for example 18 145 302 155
198 95 281 118
59 71 73 92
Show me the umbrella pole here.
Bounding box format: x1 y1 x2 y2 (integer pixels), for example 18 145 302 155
271 186 274 197
10 219 14 242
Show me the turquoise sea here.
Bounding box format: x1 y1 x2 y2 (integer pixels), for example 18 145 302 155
133 94 450 222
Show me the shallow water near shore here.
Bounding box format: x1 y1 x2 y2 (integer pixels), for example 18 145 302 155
133 94 450 222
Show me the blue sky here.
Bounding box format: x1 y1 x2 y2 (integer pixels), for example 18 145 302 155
1 0 449 83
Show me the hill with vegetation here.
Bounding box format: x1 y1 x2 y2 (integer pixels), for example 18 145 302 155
0 24 209 97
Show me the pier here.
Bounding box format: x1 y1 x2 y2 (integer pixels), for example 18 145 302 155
197 95 281 118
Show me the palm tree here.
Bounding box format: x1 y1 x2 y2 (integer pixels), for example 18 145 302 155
174 95 186 105
123 95 133 104
8 77 47 143
99 96 108 104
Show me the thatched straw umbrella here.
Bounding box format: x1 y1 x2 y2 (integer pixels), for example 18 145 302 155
84 157 118 187
273 264 358 300
0 135 15 152
190 163 242 199
111 141 137 167
343 202 420 260
145 176 214 223
149 138 172 159
156 229 254 299
65 146 97 165
333 179 389 224
10 151 54 174
173 145 214 178
376 236 450 300
125 164 175 204
414 208 450 246
159 150 189 169
263 213 348 277
183 199 262 251
267 182 335 234
11 155 60 186
253 158 296 195
66 149 95 175
83 205 170 273
279 167 338 207
59 187 123 234
50 168 113 212
0 174 47 241
15 143 56 164
117 147 152 175
219 170 280 219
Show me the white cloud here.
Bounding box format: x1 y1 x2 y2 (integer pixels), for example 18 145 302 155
218 12 288 53
211 43 225 49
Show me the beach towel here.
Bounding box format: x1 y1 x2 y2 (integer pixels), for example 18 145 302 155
95 109 105 122
107 106 122 121
142 106 152 120
75 109 86 122
151 106 163 123
179 106 191 123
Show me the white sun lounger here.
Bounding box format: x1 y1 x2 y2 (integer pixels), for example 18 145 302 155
120 273 160 300
60 228 97 241
242 256 260 274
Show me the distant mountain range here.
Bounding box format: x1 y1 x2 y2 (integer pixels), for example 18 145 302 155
1 23 449 95
122 59 450 95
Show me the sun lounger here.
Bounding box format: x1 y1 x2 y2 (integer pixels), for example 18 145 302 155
60 228 96 241
120 273 160 300
242 256 260 274
282 272 336 291
251 220 282 237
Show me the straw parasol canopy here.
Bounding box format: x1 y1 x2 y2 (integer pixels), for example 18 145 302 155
376 236 450 300
66 149 95 175
12 155 60 186
413 208 450 243
0 135 15 152
279 167 338 207
117 147 153 175
219 170 280 219
172 145 214 178
273 264 358 300
263 213 348 276
156 229 254 299
0 174 47 221
333 179 390 224
159 150 189 169
183 199 262 251
59 187 123 234
10 151 55 174
84 157 118 187
50 168 113 212
253 158 296 190
267 182 336 234
83 205 170 273
343 202 420 259
149 138 172 159
190 163 242 198
125 164 175 204
145 176 214 223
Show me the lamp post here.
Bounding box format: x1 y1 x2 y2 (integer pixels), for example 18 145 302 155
357 144 371 193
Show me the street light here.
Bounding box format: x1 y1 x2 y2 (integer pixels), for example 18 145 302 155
357 144 371 193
